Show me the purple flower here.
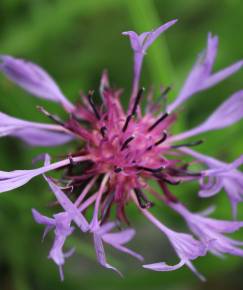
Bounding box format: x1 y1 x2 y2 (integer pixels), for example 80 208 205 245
0 112 73 146
136 203 207 281
122 19 177 113
169 202 243 258
180 148 243 219
168 34 243 113
0 55 74 112
32 209 74 281
93 222 143 275
0 20 243 281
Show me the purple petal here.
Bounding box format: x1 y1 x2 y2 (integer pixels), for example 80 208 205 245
0 155 88 193
0 55 74 112
32 208 55 240
171 91 243 141
122 20 177 114
102 228 144 261
201 60 243 90
93 233 122 276
181 148 243 218
200 90 243 131
143 20 178 50
32 208 55 226
168 34 218 112
48 213 74 281
168 34 243 113
102 228 135 245
122 19 177 52
0 112 73 146
143 260 185 271
169 202 243 259
199 177 224 197
44 176 89 232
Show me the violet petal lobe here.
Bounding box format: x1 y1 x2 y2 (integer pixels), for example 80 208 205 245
44 176 89 232
122 19 177 113
0 55 74 112
0 112 73 146
170 90 243 142
168 34 243 113
181 148 243 218
169 202 243 258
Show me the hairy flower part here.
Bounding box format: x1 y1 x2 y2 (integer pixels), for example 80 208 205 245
168 202 243 258
0 20 243 281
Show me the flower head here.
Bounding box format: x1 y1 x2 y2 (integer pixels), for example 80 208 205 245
0 20 243 281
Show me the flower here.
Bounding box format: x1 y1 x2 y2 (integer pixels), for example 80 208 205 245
179 148 243 219
32 209 74 281
168 202 243 258
0 19 243 281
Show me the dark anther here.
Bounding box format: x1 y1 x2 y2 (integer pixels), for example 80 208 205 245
131 87 145 115
154 131 168 146
161 86 172 99
114 167 122 173
158 181 178 203
121 136 135 151
122 88 144 132
68 154 75 166
122 115 132 132
100 126 107 138
134 188 154 209
37 106 64 126
168 168 202 177
161 177 181 186
148 112 169 132
101 191 115 225
137 166 164 173
87 90 100 120
146 131 167 151
171 139 204 149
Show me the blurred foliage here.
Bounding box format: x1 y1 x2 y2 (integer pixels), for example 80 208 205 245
0 0 243 289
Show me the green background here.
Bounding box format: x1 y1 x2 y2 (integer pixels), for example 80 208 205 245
0 0 243 289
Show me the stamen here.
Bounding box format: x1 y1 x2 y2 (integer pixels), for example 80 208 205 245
154 173 181 185
122 88 144 132
160 85 172 103
68 154 75 166
114 167 122 173
120 136 135 151
158 181 178 203
37 106 64 126
137 166 164 173
131 87 144 115
87 90 100 120
146 131 167 151
122 114 132 132
100 126 107 138
101 191 115 225
148 112 169 132
171 139 204 149
154 131 167 146
162 178 181 185
134 188 154 209
168 168 202 177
